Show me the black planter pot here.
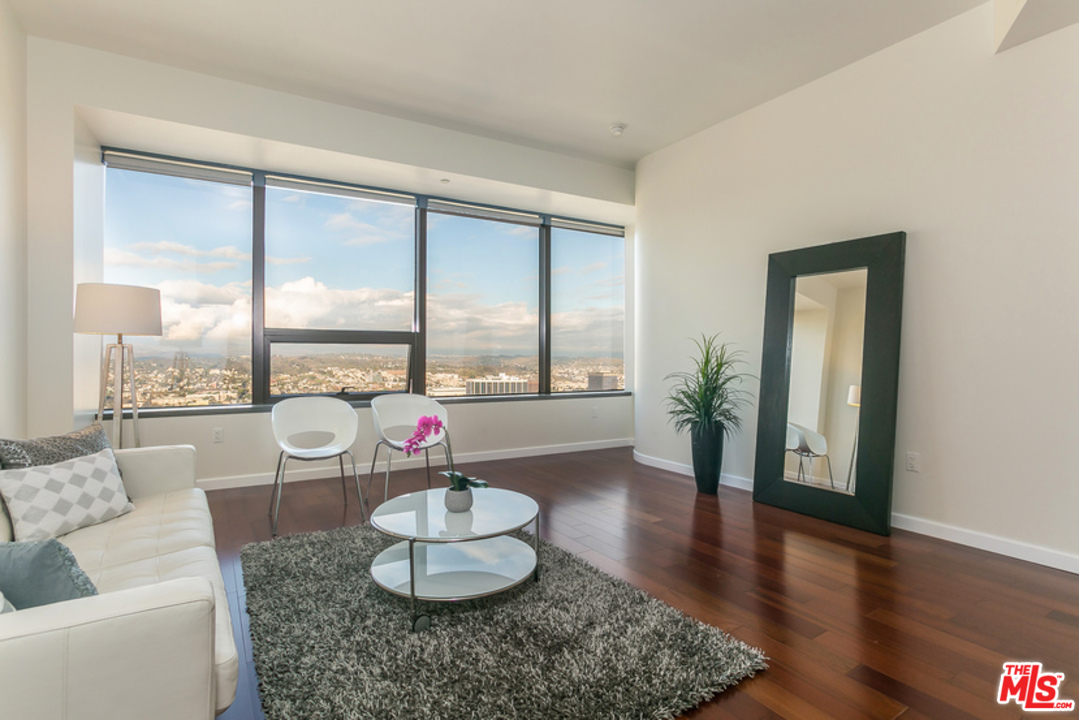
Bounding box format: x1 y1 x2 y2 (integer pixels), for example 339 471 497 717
690 423 725 494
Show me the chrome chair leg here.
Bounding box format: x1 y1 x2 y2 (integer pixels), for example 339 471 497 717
367 442 382 502
384 449 393 502
268 451 285 517
826 455 835 489
346 450 366 522
272 455 290 537
339 455 348 506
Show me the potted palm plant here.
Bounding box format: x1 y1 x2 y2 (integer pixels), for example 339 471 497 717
665 334 754 494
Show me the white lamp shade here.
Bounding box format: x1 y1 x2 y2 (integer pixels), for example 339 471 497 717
74 283 163 336
847 384 861 407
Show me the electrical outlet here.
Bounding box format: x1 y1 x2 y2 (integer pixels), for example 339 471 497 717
591 406 598 419
905 451 921 473
212 427 225 444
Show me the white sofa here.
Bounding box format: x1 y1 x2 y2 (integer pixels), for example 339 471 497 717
0 445 239 719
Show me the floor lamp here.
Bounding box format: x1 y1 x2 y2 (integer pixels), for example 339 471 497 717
846 384 861 491
74 283 163 449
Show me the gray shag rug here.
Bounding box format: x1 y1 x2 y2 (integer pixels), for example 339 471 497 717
241 524 766 720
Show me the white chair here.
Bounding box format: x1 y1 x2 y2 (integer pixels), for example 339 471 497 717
369 393 452 501
786 422 835 488
268 396 365 536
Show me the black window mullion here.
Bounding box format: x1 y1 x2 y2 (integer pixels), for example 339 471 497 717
539 219 552 395
264 329 414 344
252 173 268 405
412 202 428 395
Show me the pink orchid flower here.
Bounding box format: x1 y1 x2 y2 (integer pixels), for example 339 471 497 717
403 415 444 457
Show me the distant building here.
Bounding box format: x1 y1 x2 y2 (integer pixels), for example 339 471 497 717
588 373 621 391
466 376 530 395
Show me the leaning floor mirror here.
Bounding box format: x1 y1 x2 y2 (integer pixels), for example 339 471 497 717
752 232 905 535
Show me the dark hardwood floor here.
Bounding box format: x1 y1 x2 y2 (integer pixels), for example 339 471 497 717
207 448 1079 719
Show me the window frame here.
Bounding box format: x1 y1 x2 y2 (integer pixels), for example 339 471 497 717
102 147 626 409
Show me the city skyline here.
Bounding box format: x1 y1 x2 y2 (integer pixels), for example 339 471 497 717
117 351 623 408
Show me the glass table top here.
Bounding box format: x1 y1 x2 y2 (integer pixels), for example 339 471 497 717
370 487 539 542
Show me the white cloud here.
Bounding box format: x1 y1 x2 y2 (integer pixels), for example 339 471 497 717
343 234 398 247
550 306 625 355
148 274 622 357
105 248 238 274
266 256 310 265
326 210 410 247
160 296 251 344
126 241 249 260
427 293 538 354
157 279 248 305
264 277 413 330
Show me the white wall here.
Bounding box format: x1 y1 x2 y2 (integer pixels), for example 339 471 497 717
0 0 25 437
635 4 1079 566
24 37 635 480
72 112 104 425
138 395 633 491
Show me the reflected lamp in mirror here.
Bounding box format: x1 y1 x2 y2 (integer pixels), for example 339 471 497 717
846 385 861 491
74 283 162 449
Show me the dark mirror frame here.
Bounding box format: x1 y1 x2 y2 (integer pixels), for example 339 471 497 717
753 232 905 535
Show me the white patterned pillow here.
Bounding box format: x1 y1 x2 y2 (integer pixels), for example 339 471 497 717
0 448 133 541
1 590 15 614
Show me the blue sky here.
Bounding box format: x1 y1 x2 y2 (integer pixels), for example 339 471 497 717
105 168 624 358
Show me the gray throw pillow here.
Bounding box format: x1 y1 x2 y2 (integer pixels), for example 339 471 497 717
0 448 133 542
0 423 111 470
0 539 98 610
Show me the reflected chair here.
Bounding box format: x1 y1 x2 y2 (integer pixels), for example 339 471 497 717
268 396 365 536
369 393 452 501
786 422 834 489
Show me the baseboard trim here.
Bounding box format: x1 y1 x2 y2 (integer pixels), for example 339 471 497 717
890 513 1079 576
196 437 635 492
631 449 754 492
632 451 1078 575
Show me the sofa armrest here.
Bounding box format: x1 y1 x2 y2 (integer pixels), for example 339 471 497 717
114 445 197 499
0 577 218 720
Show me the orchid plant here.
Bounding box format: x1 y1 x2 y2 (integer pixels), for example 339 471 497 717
403 415 489 492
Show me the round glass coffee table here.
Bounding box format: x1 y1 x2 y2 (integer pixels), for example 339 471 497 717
369 487 540 631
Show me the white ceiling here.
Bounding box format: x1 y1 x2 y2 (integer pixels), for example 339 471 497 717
9 0 986 168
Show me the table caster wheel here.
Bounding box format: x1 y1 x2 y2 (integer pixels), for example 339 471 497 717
411 615 431 633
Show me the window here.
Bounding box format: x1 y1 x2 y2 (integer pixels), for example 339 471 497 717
426 212 540 397
550 225 625 392
104 163 253 407
264 179 415 331
268 344 410 395
102 150 625 408
262 179 417 398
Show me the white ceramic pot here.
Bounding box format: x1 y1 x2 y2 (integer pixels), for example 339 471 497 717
444 487 473 513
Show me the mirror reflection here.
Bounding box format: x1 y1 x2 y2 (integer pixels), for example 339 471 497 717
784 269 867 495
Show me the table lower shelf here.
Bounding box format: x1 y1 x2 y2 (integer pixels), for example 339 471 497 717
370 535 537 601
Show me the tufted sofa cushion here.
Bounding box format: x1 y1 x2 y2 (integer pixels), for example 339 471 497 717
60 489 215 572
74 543 239 699
57 486 238 712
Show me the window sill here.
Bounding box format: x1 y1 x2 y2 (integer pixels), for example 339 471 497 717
100 390 633 420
